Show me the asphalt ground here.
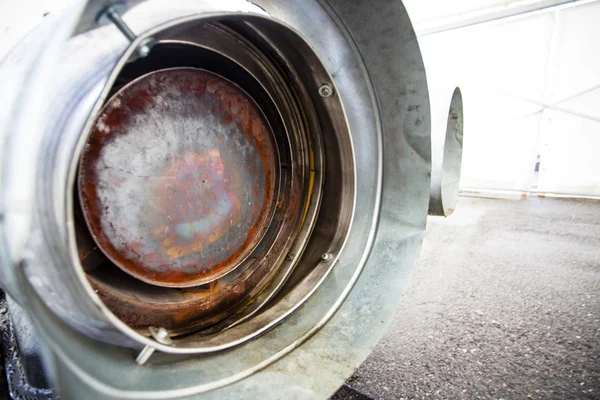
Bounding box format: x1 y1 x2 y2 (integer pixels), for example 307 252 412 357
332 196 600 400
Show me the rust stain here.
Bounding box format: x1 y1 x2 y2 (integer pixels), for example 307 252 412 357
78 68 279 287
75 66 313 334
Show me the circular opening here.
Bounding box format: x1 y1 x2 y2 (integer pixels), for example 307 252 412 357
72 18 355 345
78 68 279 288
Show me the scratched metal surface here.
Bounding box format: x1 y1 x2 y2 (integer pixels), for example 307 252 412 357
79 68 278 287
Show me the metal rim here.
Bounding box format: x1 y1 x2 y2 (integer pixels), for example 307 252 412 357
78 67 281 288
75 21 316 335
67 15 355 344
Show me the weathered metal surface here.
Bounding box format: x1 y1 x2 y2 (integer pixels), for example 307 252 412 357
81 18 354 341
0 2 87 304
74 193 107 273
79 68 278 287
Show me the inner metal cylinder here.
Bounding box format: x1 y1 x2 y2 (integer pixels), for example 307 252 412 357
78 68 279 288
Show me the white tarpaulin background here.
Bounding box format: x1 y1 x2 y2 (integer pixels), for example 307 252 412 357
406 0 600 196
2 0 599 196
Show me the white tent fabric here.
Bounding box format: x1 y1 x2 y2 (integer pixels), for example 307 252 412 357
2 0 599 196
406 0 600 196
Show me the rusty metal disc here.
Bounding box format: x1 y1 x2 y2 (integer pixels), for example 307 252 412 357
79 67 278 288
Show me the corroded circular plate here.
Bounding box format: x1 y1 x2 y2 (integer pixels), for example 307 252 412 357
79 68 278 288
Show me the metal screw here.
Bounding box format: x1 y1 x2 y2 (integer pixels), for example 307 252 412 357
156 328 168 339
285 253 294 261
97 4 151 58
320 252 332 262
319 84 334 98
149 326 172 345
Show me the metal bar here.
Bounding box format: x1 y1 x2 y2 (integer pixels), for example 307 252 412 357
104 6 137 42
96 4 151 57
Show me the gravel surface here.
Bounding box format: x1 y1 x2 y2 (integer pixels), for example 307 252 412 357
332 196 600 400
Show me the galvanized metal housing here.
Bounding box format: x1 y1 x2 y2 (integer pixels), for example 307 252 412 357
0 0 433 398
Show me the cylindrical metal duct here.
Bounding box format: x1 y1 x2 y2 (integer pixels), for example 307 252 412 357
0 0 434 398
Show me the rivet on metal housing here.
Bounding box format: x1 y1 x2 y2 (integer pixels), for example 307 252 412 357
318 84 334 98
320 252 332 262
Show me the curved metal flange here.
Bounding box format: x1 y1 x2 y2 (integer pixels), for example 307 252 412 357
0 0 87 304
429 87 464 216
